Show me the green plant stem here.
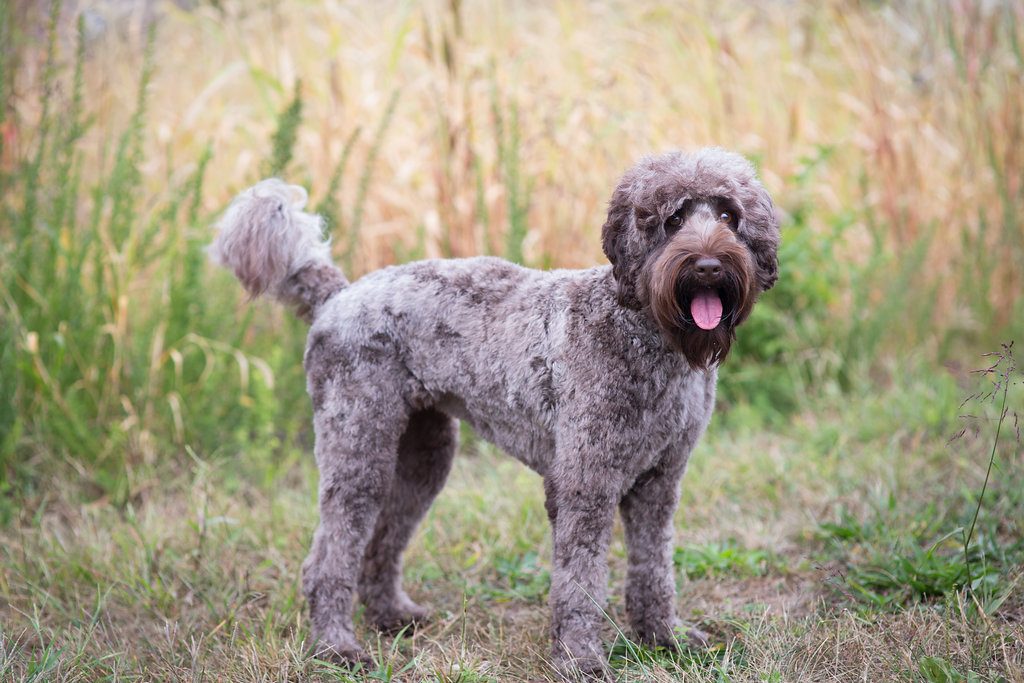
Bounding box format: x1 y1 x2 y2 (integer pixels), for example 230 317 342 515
962 366 1009 591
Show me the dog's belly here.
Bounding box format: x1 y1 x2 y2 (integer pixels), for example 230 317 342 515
435 393 555 473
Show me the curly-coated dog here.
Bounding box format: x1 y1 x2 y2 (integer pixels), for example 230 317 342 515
210 148 780 679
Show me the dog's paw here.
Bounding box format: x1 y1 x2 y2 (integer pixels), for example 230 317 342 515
365 600 431 635
680 625 711 649
310 634 373 671
553 657 612 682
632 622 713 656
552 638 611 682
632 619 681 651
638 620 712 649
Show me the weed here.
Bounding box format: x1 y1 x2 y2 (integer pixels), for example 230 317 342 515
315 125 362 236
818 503 1018 613
918 655 981 683
954 343 1020 592
473 550 549 603
493 93 531 266
262 79 304 178
674 541 782 580
346 89 401 271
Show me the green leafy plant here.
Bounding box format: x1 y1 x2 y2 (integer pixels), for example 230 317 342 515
263 79 304 178
719 146 847 424
474 550 550 602
918 655 981 683
673 541 782 580
818 491 1020 612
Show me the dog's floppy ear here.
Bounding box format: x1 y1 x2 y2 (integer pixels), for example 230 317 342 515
601 185 643 309
741 183 781 292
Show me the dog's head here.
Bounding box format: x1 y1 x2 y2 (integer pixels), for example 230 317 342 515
602 148 780 370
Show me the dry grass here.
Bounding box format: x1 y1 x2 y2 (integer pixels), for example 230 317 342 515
10 1 1022 325
2 380 1023 681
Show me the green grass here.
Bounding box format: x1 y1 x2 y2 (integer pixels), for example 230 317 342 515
673 541 783 581
818 509 1016 613
2 376 1022 681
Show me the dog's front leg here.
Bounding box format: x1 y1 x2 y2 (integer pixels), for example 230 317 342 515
546 464 620 680
619 457 686 648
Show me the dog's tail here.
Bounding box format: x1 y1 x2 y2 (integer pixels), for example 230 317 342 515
209 179 348 321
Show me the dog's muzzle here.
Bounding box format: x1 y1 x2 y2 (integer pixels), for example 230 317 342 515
645 226 757 369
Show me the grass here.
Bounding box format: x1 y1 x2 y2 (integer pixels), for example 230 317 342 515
2 375 1022 681
1 0 1023 680
673 541 783 581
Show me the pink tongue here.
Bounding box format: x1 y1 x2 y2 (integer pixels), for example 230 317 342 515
690 291 723 330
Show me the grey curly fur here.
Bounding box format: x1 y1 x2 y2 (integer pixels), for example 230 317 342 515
210 148 780 680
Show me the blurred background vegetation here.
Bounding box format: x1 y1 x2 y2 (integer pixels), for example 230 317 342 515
2 2 1023 680
3 0 1021 507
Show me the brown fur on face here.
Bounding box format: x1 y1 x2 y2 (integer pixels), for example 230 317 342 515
602 148 780 371
645 223 757 370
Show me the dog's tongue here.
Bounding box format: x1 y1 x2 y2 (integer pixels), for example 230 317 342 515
690 291 723 330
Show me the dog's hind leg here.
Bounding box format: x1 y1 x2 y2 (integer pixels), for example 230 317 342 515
301 365 409 666
360 408 457 632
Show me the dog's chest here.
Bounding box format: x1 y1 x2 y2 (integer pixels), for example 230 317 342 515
624 364 717 466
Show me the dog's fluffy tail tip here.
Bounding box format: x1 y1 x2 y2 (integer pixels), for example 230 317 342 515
210 179 346 318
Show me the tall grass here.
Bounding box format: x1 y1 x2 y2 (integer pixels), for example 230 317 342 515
1 0 1022 506
0 3 308 510
955 342 1020 593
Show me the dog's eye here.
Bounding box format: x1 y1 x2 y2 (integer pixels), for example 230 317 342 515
718 211 733 225
665 210 684 231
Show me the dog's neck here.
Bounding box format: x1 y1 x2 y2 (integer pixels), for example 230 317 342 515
596 266 721 377
596 267 677 353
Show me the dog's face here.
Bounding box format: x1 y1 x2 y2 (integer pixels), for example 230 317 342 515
601 148 780 370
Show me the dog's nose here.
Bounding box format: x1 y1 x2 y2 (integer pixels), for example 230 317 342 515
695 257 723 280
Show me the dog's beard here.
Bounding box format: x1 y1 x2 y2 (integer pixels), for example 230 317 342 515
645 230 756 370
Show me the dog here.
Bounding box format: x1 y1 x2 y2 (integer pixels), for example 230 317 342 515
210 147 780 679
